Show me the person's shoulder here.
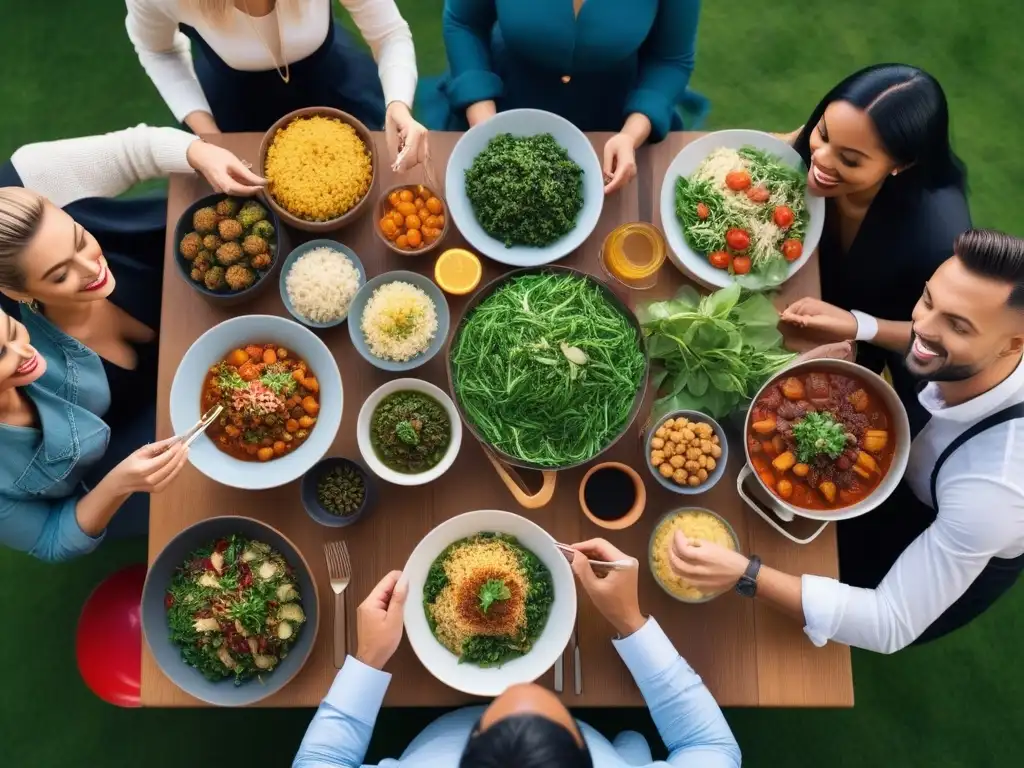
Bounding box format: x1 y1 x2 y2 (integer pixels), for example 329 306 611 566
914 184 971 246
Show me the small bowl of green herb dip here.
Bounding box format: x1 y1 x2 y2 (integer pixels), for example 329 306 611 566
357 378 463 486
300 457 376 527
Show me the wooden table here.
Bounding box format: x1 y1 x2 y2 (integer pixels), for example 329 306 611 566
142 131 853 708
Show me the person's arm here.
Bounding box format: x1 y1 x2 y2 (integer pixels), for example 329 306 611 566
442 0 502 122
0 491 111 564
624 0 701 143
125 0 217 131
10 125 196 207
613 618 741 767
292 656 390 768
799 477 1021 653
340 0 417 111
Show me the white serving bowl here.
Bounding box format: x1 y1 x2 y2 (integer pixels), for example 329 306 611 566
403 509 577 696
169 315 342 490
356 378 462 486
658 129 825 289
445 108 605 267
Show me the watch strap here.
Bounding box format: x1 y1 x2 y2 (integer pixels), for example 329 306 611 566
736 555 762 597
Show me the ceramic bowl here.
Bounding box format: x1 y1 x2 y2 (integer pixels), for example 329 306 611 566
373 183 450 257
644 410 728 495
278 239 366 329
648 508 740 604
300 457 376 527
578 462 647 530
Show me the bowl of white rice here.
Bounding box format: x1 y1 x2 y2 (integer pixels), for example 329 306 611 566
348 270 450 372
279 239 366 328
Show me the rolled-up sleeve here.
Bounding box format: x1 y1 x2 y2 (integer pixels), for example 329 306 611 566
624 0 701 142
442 0 503 109
802 476 1024 654
0 493 104 563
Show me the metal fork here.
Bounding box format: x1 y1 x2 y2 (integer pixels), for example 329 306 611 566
323 541 352 668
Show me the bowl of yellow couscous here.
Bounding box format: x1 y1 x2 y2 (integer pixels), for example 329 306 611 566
648 508 740 603
259 107 376 233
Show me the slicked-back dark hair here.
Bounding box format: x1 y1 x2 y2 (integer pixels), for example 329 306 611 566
954 229 1024 310
460 715 592 768
793 63 966 191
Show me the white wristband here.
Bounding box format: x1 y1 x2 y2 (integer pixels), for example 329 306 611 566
850 310 878 342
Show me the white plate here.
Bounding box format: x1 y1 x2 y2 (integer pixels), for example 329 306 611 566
658 129 825 289
169 315 342 490
445 109 605 267
356 378 462 486
403 509 577 696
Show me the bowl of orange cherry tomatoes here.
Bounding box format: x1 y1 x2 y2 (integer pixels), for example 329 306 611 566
375 184 450 256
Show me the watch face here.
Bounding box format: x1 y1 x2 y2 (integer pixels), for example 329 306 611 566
736 577 757 598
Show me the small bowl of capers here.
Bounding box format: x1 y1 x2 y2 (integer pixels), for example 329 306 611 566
644 410 728 495
300 457 377 527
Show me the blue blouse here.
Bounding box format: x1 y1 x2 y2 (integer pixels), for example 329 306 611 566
0 309 112 562
425 0 701 140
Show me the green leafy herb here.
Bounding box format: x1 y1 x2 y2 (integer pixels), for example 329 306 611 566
478 579 512 614
215 364 246 393
243 429 261 444
792 412 848 463
639 283 797 420
461 635 522 667
370 391 451 474
316 466 366 517
451 273 645 467
465 133 584 248
259 370 297 396
395 421 419 446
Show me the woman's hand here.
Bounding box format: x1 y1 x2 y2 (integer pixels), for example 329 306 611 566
385 102 429 173
356 570 408 670
108 437 190 495
569 539 645 636
186 140 266 196
184 110 221 136
793 340 855 364
466 100 497 128
669 531 749 593
781 297 858 341
602 133 638 195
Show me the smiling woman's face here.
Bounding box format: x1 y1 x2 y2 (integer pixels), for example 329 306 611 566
0 311 47 392
806 101 899 198
4 202 115 307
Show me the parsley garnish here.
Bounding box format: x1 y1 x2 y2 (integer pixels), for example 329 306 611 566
792 412 848 463
260 370 296 396
478 579 511 615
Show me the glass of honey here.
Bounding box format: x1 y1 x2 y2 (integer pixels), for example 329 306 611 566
601 222 667 290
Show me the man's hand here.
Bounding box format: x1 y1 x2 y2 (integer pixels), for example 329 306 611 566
569 539 645 636
668 531 750 593
355 570 408 670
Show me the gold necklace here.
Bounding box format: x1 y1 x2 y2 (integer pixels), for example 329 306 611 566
241 0 290 84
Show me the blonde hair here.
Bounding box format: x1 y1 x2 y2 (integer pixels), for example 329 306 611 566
0 188 45 291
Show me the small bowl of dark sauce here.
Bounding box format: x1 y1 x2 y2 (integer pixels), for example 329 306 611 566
579 462 646 530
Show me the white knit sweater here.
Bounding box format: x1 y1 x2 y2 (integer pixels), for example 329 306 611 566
10 125 197 208
125 0 418 122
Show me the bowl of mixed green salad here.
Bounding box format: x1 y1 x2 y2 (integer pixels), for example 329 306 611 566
141 516 318 706
659 129 825 290
445 109 605 267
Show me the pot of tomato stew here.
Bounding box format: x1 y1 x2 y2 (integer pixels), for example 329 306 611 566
738 359 911 545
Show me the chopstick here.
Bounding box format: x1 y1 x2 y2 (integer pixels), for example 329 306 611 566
555 543 636 572
178 405 223 449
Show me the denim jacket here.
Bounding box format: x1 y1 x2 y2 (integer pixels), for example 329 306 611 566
0 308 112 562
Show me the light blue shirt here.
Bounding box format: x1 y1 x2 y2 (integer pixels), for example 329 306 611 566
0 308 111 562
293 618 741 767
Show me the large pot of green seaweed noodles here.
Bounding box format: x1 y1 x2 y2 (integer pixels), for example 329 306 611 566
447 266 648 506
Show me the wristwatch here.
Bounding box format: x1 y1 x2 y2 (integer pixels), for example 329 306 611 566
736 555 762 598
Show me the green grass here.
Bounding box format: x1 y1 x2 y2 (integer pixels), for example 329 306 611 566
2 2 1023 766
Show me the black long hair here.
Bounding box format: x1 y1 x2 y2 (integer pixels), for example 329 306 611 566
460 715 593 768
793 63 966 191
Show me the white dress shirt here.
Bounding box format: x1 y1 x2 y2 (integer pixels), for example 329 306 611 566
802 357 1024 653
125 0 418 122
292 619 741 767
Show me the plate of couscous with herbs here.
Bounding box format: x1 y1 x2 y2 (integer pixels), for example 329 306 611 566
259 108 376 232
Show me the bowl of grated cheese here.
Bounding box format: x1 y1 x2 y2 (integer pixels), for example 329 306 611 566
279 240 365 328
348 270 450 372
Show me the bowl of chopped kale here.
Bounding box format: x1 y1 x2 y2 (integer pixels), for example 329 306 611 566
445 109 605 267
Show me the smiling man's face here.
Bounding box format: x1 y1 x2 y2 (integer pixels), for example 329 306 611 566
906 255 1023 382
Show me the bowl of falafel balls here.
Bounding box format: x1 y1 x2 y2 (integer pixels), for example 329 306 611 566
174 193 284 305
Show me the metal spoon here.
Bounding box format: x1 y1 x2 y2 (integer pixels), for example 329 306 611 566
555 543 636 572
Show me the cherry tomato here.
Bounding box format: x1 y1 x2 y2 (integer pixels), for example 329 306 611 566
782 239 803 262
725 227 750 252
708 251 731 270
725 170 751 191
732 255 752 275
696 202 710 220
773 205 795 229
746 185 770 203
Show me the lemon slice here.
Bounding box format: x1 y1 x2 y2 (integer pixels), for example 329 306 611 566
434 249 482 295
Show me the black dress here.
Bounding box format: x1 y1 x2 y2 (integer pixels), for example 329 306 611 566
816 177 970 422
0 160 164 538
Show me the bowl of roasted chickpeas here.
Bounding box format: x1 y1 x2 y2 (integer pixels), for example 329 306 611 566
645 411 728 495
375 184 450 255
